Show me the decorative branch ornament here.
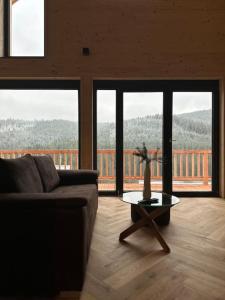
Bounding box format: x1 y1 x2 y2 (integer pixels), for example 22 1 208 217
133 142 163 164
133 142 163 200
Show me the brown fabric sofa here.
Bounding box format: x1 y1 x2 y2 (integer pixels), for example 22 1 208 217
0 154 98 296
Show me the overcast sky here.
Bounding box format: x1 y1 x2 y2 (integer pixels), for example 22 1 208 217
98 91 212 122
0 90 79 121
0 90 211 121
12 0 44 56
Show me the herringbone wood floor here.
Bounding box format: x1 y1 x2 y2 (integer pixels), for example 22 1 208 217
2 197 225 300
61 197 225 300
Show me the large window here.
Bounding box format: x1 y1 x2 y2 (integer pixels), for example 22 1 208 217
0 81 80 170
94 80 219 197
1 0 45 57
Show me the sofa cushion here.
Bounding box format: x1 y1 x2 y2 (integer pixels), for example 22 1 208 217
33 155 60 192
0 154 43 193
52 184 97 195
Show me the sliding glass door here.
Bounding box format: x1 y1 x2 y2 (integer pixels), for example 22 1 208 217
172 92 213 192
96 90 116 191
94 80 219 196
123 92 163 192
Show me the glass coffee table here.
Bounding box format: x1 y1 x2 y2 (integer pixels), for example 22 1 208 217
119 191 180 253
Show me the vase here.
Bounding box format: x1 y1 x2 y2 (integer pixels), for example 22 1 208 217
143 160 151 199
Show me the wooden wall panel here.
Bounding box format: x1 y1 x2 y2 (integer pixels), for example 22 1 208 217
0 0 224 192
0 0 224 77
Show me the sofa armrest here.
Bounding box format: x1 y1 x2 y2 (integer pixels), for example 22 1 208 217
57 169 99 186
0 193 88 208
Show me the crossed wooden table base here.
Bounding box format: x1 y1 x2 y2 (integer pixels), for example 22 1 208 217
119 205 171 253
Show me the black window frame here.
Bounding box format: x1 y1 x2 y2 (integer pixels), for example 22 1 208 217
93 80 219 197
3 0 46 58
0 79 81 168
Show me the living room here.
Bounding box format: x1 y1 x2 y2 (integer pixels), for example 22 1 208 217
0 0 225 299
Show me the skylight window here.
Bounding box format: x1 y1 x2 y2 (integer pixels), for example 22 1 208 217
11 0 44 56
0 0 45 57
0 0 3 56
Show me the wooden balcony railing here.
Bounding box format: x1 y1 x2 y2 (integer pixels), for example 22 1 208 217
0 149 212 184
0 149 79 170
97 149 212 184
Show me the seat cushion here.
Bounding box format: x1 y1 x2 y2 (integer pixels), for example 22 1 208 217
33 155 60 192
52 184 97 198
0 154 43 193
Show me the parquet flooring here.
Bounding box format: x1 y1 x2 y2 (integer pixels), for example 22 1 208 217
2 197 225 300
63 197 225 300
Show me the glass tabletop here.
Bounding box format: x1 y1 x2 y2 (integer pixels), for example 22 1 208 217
120 192 180 207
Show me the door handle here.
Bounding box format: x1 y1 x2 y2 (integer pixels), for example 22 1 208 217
169 139 176 143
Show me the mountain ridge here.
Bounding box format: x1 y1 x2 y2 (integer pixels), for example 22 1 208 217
0 109 211 150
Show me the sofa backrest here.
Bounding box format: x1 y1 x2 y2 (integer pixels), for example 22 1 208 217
0 154 44 193
0 154 60 193
33 155 60 192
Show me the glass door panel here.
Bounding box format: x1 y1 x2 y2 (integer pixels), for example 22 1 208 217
172 92 212 191
97 90 116 191
123 92 163 191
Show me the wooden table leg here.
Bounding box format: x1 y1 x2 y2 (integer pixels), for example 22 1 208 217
119 217 147 241
149 219 170 253
136 206 171 252
120 205 171 252
137 206 171 252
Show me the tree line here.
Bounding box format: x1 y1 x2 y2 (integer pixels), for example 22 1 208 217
0 109 211 150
